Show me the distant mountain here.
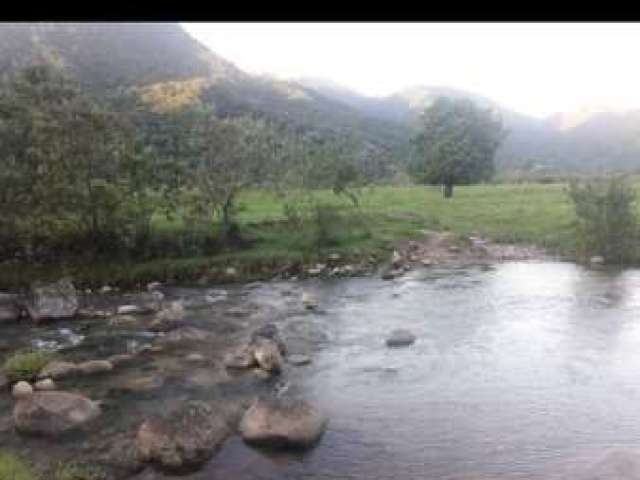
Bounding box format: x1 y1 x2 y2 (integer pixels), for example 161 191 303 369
299 77 640 174
1 23 638 175
0 23 407 160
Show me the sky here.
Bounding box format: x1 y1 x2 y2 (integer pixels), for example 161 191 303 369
181 23 640 119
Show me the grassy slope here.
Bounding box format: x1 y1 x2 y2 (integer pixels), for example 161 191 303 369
2 184 582 289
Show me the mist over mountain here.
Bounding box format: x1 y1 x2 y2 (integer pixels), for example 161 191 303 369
1 22 638 175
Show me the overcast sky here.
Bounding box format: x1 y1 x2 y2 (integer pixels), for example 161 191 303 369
182 23 640 119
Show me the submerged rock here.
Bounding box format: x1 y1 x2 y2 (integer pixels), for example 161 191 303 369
13 391 101 435
385 329 417 347
155 327 212 348
25 278 79 322
136 400 230 473
149 302 186 332
288 354 311 366
239 396 328 449
250 323 287 356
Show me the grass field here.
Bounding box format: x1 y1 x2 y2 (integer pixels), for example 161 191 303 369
0 183 592 289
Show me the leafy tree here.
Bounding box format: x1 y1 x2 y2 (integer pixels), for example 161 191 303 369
411 96 505 198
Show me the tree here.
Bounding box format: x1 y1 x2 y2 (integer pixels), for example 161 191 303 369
411 96 505 198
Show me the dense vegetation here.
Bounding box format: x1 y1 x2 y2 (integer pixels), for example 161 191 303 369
1 23 640 289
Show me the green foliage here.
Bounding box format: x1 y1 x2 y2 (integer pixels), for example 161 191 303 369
411 96 504 197
0 452 35 480
3 350 55 383
568 176 638 264
53 462 107 480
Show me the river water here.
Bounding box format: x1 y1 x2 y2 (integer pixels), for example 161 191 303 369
202 261 640 480
6 261 640 479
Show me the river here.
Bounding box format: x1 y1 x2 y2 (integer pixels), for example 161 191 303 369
5 261 640 479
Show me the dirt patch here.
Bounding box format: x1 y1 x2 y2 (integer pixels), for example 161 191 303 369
395 230 549 267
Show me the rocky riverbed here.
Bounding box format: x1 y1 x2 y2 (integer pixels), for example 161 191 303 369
5 245 640 479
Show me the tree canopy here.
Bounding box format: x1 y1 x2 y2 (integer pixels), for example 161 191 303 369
411 96 505 197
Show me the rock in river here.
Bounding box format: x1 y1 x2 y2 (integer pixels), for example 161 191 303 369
13 391 101 435
38 361 79 380
385 329 417 347
252 338 283 374
25 278 79 322
12 381 33 399
288 354 311 366
0 293 21 323
239 396 328 449
136 400 230 473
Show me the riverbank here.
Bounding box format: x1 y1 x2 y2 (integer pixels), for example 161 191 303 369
0 184 578 290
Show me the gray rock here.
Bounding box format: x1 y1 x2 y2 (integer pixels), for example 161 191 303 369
224 345 257 369
185 353 206 364
12 381 33 399
391 250 404 269
117 305 144 315
250 323 287 356
111 374 164 394
288 354 311 366
155 327 212 348
26 278 79 322
136 400 230 473
77 360 113 375
0 293 21 323
253 338 283 374
38 361 79 380
107 353 136 367
301 291 318 310
239 396 328 449
385 329 416 347
33 378 56 391
13 391 101 435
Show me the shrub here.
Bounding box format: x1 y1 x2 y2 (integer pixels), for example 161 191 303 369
3 351 55 383
568 176 638 264
0 451 35 480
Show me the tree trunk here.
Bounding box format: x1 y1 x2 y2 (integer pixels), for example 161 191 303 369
443 182 454 199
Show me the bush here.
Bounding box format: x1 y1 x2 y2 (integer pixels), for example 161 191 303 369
568 176 638 264
3 351 55 383
0 451 35 480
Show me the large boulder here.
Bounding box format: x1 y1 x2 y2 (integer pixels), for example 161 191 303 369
239 396 328 449
0 293 21 323
136 401 230 473
25 278 79 322
13 391 101 435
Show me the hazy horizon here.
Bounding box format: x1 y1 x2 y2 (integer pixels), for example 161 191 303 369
182 22 640 119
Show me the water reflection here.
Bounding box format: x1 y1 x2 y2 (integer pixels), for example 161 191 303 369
206 261 640 480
